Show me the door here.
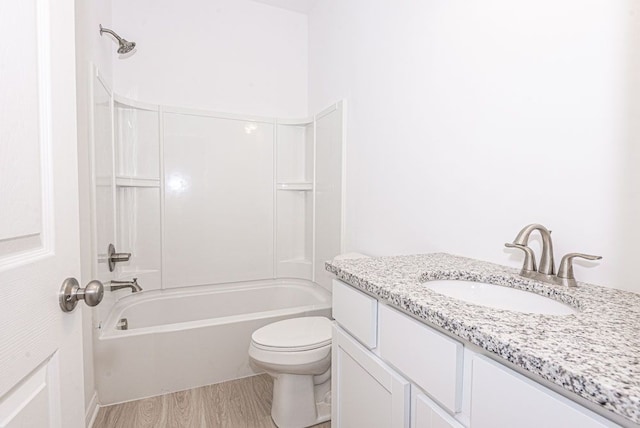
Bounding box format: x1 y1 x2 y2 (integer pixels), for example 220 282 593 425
0 0 85 427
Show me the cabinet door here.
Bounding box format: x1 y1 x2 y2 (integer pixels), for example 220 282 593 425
333 325 410 428
412 386 465 428
471 356 618 428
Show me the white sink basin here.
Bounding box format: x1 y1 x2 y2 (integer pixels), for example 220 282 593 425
425 280 577 315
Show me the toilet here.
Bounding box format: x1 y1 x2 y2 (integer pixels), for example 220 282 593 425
249 316 332 428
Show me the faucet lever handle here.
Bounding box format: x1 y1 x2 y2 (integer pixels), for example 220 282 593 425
557 253 602 280
505 243 537 272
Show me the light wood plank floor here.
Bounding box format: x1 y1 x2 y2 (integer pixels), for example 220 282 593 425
93 374 331 428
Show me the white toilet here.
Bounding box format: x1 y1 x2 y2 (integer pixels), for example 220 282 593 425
249 316 332 428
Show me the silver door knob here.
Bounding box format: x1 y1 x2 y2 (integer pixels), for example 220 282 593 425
59 278 104 313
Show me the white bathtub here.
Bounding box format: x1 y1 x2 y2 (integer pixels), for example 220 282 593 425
94 279 332 405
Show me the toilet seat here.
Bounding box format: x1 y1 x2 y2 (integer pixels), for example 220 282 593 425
251 316 332 352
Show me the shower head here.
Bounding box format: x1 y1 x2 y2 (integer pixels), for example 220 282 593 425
99 25 136 55
117 40 136 54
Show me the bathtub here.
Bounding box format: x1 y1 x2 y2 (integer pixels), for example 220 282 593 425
94 279 332 405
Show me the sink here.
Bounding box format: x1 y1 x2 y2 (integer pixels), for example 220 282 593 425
425 280 577 315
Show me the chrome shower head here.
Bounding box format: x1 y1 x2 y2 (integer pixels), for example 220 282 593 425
117 40 136 54
99 25 136 55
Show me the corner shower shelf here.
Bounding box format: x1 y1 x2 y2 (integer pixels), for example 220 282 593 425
276 182 313 191
115 176 161 188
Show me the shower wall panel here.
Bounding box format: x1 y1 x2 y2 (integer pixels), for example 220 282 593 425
163 113 275 288
115 102 160 179
92 78 116 283
314 104 344 289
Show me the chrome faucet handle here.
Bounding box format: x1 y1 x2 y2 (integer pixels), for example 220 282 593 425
557 253 602 281
505 243 537 272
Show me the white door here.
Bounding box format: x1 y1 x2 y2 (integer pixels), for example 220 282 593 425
0 0 86 427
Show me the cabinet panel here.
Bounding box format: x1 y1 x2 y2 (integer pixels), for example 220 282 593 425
333 326 409 428
333 280 378 348
413 387 464 428
471 356 617 428
379 304 463 413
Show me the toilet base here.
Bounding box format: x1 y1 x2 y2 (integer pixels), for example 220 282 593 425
314 398 331 425
270 372 331 428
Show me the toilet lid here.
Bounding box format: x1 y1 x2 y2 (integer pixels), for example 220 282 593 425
251 317 332 352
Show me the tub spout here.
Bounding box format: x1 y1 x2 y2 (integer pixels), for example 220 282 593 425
110 278 142 293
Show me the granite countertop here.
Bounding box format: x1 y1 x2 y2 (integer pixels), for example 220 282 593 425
326 253 640 425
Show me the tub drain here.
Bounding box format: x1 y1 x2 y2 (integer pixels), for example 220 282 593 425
116 318 128 330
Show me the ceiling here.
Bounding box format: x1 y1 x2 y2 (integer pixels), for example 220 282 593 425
250 0 319 15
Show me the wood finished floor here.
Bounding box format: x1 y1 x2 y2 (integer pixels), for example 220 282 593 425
93 374 331 428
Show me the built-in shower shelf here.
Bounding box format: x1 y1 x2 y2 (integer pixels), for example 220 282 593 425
276 182 313 191
115 176 160 188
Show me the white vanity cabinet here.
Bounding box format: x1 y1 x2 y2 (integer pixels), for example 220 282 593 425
378 303 463 414
470 355 615 428
331 279 623 428
333 325 410 428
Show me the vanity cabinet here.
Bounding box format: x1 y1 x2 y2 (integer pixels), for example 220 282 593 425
470 355 614 428
331 279 621 428
333 325 410 428
379 303 463 413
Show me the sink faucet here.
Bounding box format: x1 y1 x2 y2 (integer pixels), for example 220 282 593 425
110 278 142 293
511 223 555 275
505 224 601 287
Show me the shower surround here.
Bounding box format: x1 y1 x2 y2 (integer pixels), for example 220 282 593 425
89 67 344 404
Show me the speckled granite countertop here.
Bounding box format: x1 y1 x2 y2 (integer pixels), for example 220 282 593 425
326 253 640 425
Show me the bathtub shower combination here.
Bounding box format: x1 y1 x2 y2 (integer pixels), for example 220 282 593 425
96 279 331 404
90 70 344 405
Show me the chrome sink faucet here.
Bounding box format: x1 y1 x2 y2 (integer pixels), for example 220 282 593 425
505 224 601 287
110 278 143 293
508 223 555 275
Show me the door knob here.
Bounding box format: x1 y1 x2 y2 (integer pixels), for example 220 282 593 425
59 278 104 313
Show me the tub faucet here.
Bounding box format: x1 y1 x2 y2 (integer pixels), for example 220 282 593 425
110 278 142 293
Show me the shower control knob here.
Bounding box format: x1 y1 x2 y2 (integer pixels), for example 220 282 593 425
59 278 105 313
108 243 131 272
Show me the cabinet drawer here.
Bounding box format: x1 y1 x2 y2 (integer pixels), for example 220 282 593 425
332 279 378 348
379 304 463 413
471 356 617 428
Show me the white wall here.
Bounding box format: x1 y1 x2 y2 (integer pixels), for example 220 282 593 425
111 0 308 118
74 0 114 417
309 0 640 292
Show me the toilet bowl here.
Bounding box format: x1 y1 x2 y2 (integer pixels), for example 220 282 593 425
249 316 332 428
